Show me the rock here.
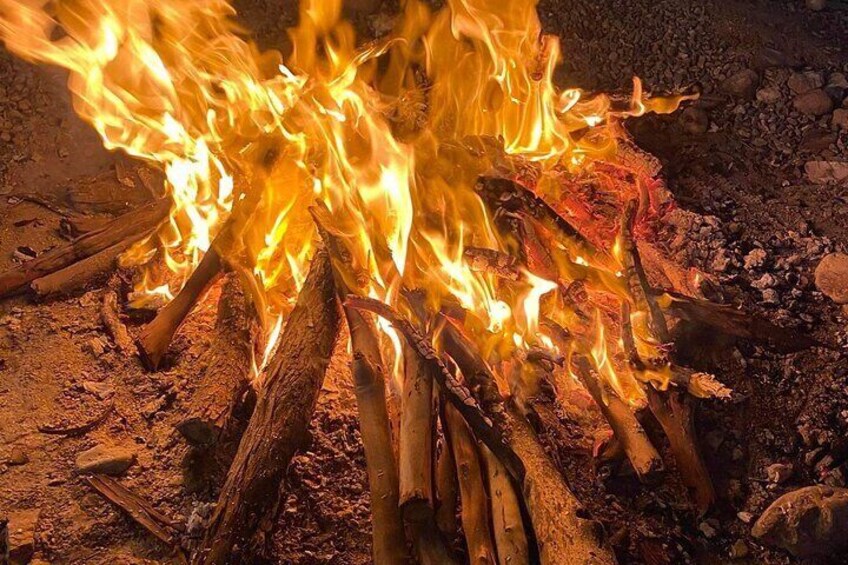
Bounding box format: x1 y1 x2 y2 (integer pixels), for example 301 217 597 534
833 108 848 130
744 248 767 270
7 509 39 564
82 380 114 400
737 511 754 523
730 540 749 559
752 47 792 70
7 447 28 466
815 253 848 304
752 486 848 558
680 106 709 134
829 72 848 89
698 520 717 538
805 0 826 10
806 161 848 185
755 86 781 104
788 71 824 95
766 463 793 484
793 89 833 116
799 128 837 153
722 69 759 99
75 444 136 475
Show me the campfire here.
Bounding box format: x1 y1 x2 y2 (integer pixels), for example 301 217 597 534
0 0 825 563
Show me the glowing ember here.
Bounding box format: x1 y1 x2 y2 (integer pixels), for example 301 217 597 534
0 0 693 402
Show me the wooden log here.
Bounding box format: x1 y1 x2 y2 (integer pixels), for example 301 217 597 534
475 176 608 268
345 296 525 482
620 201 715 514
0 198 171 298
194 250 341 565
439 322 616 564
571 356 663 484
137 190 261 370
445 403 497 565
176 274 261 447
506 406 616 565
435 430 459 541
464 247 522 281
345 308 408 565
29 241 128 298
137 247 223 371
399 341 435 516
482 447 530 565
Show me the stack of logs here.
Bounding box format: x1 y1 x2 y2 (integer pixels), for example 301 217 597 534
0 164 819 565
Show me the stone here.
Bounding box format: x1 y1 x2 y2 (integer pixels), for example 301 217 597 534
75 444 136 475
799 128 837 152
680 106 708 134
722 69 759 99
752 486 848 558
806 161 848 185
7 509 39 564
7 447 28 466
755 86 781 104
815 253 848 304
788 71 824 95
766 463 793 484
744 248 767 270
829 72 848 89
805 0 826 10
793 89 833 116
730 540 749 559
833 108 848 130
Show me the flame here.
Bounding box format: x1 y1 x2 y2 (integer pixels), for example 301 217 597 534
0 0 692 402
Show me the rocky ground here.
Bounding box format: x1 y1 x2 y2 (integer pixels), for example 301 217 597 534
2 0 848 564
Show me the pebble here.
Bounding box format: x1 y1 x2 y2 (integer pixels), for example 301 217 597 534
8 446 28 466
752 486 848 558
737 511 754 523
730 540 749 559
7 508 40 564
766 463 793 484
788 71 824 95
805 161 848 185
755 86 781 104
793 89 833 116
722 69 759 99
805 0 826 10
815 253 848 304
680 106 709 134
832 108 848 130
744 248 767 269
75 444 136 475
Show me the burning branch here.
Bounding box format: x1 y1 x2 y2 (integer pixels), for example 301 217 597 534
137 189 262 370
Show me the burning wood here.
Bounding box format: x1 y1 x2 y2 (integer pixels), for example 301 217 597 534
194 250 341 564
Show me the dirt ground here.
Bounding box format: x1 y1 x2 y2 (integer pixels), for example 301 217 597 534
1 1 848 564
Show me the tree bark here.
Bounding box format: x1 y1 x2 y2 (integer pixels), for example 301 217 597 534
399 341 435 516
193 250 341 565
30 241 129 298
176 274 261 448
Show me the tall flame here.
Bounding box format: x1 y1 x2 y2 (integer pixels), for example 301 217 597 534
0 0 691 399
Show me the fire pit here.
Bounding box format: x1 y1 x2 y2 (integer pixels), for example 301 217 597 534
1 0 846 563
